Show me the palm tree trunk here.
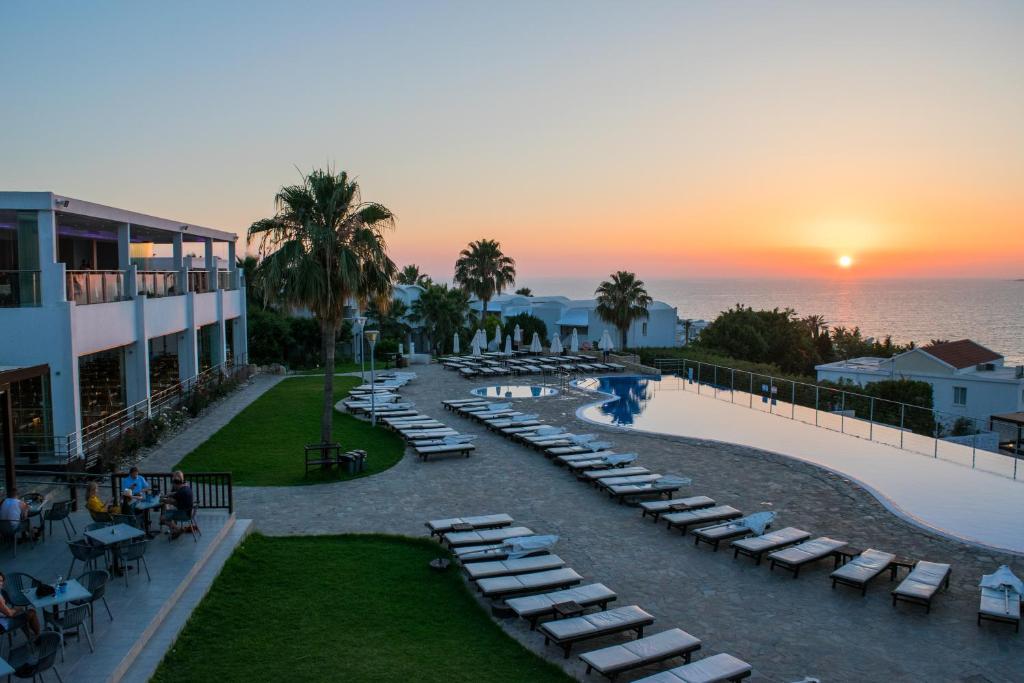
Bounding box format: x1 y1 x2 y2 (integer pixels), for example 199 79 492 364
320 319 337 444
620 327 628 353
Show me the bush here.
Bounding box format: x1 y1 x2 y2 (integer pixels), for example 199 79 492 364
503 312 548 348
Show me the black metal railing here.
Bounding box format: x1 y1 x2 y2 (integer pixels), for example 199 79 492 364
111 471 233 513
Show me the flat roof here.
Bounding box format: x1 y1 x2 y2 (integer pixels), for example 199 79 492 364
991 412 1024 426
0 191 237 242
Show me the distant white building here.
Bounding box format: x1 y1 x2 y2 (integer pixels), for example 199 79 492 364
815 340 1024 423
468 293 678 348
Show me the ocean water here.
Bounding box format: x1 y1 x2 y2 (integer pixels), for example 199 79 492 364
520 278 1024 365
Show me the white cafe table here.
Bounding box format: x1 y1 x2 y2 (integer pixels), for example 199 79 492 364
84 523 145 547
25 578 92 624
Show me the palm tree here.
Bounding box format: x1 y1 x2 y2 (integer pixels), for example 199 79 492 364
410 283 469 354
397 264 431 287
249 168 397 443
802 314 828 340
515 287 533 296
595 271 652 351
453 239 516 319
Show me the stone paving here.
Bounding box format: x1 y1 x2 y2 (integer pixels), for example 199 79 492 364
161 366 1021 682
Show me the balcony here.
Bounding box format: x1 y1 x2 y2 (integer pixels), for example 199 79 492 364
0 269 42 307
188 270 211 293
136 270 180 298
217 269 234 290
66 270 127 305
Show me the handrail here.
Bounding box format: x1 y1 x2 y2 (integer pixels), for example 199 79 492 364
0 269 42 307
66 269 127 305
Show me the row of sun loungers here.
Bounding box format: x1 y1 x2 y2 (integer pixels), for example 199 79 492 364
442 354 625 378
428 511 753 681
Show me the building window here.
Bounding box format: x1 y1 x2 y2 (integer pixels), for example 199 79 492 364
953 386 967 406
641 322 648 336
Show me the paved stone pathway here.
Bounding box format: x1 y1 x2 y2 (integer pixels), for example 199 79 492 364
147 366 1023 682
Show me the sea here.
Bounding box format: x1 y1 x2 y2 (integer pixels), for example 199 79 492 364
519 278 1024 365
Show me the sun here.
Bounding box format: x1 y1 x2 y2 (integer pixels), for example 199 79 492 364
837 255 853 268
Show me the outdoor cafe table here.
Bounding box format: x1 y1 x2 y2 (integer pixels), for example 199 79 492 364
130 495 162 538
24 578 91 626
86 523 145 571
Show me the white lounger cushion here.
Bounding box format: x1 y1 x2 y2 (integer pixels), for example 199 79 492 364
477 567 583 597
427 513 513 534
580 628 701 675
731 527 810 554
893 561 951 600
506 583 617 619
663 505 741 527
465 555 565 580
634 653 752 683
445 526 534 547
979 587 1021 619
599 474 662 487
540 605 654 641
416 443 475 454
641 496 716 515
769 537 847 565
830 548 895 584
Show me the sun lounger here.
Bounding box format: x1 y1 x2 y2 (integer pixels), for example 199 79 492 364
632 653 752 682
582 467 651 482
830 548 896 595
580 628 702 681
556 451 619 464
488 419 540 430
664 505 742 534
457 534 557 563
444 525 534 548
426 513 514 537
477 567 583 599
565 453 638 471
640 496 716 522
597 473 662 489
892 561 951 613
395 421 445 430
415 441 475 461
607 476 691 504
506 583 617 629
978 587 1021 632
692 512 774 551
404 429 460 440
539 605 655 658
731 527 810 565
546 441 613 457
466 555 566 582
768 537 847 578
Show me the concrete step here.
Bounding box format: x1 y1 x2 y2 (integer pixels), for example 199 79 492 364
112 517 253 683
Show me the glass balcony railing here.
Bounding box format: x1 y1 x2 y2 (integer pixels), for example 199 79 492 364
188 270 211 293
136 270 180 298
217 269 234 290
66 270 127 305
0 269 42 307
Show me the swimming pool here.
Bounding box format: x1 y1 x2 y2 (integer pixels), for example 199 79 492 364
471 384 559 399
576 375 1024 554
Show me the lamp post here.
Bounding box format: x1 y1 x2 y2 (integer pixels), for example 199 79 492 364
364 329 379 426
353 315 367 380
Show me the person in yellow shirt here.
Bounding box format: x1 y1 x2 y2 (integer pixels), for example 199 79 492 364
85 481 120 516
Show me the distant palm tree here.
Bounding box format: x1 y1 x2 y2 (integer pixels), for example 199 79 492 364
802 314 829 339
397 264 431 286
515 287 533 296
595 271 652 351
454 239 516 319
928 339 949 346
410 283 469 353
249 168 397 443
236 255 266 308
680 318 694 346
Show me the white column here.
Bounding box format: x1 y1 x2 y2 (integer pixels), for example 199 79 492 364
36 210 66 304
205 238 218 291
237 269 249 364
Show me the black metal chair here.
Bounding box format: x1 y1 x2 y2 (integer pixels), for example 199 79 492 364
45 603 93 661
43 501 76 540
8 630 64 682
5 573 39 609
120 540 151 587
66 541 105 578
72 570 112 631
0 519 33 557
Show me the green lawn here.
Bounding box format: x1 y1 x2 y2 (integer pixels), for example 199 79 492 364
293 361 364 375
151 534 572 683
176 376 405 486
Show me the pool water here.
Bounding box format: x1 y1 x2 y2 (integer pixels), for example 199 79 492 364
575 375 662 425
471 385 559 398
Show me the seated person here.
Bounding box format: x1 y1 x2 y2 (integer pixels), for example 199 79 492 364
85 481 120 517
161 471 194 541
121 466 151 497
0 572 39 639
0 488 37 541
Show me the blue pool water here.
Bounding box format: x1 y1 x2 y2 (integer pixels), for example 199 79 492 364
471 384 559 398
575 375 663 425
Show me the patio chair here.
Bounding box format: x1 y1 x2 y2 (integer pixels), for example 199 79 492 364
45 603 93 660
731 527 811 565
120 539 151 587
43 500 77 540
640 496 716 522
631 652 752 682
892 561 951 613
579 628 702 681
0 519 33 557
4 573 38 610
7 631 63 682
539 605 654 658
88 509 115 524
768 537 848 579
506 583 617 630
73 570 113 631
67 541 106 578
830 548 896 595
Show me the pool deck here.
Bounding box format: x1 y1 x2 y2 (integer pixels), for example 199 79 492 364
578 377 1024 554
230 364 1023 682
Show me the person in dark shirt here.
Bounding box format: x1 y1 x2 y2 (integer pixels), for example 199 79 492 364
160 470 195 541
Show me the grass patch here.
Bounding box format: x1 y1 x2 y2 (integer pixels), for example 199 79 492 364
175 376 405 486
293 361 364 375
151 534 572 683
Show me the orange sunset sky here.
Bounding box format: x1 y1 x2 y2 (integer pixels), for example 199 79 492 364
2 2 1022 280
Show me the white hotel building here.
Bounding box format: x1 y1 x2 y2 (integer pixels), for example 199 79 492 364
0 192 247 468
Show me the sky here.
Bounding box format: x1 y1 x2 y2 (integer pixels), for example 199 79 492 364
1 1 1022 280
